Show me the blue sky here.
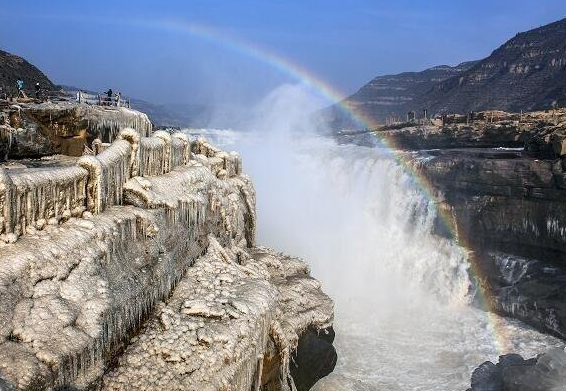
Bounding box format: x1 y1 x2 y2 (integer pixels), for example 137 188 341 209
1 0 565 105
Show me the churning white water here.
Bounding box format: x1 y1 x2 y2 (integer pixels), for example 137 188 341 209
195 85 562 390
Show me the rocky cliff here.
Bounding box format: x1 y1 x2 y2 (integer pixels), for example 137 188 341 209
0 49 58 97
325 17 566 129
0 114 336 390
421 17 566 115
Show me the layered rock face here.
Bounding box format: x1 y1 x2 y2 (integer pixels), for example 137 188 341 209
0 101 152 160
405 115 566 341
322 61 477 128
0 126 335 390
416 149 566 338
400 111 566 340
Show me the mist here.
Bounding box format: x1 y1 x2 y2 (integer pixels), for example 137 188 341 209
202 83 563 390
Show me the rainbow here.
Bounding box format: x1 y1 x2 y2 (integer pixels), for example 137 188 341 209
135 18 512 354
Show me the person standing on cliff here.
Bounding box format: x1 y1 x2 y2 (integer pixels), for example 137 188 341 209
16 79 25 98
35 82 41 99
106 88 113 106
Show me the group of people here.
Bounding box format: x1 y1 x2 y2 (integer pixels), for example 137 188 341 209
3 80 126 107
18 79 43 98
74 88 125 107
104 88 122 106
1 79 44 101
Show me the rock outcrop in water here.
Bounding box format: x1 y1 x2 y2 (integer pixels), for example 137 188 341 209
467 349 566 391
0 109 335 390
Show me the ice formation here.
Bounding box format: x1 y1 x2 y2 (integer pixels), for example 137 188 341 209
77 139 131 214
1 102 153 161
0 127 333 391
0 165 88 241
84 106 152 142
102 241 333 391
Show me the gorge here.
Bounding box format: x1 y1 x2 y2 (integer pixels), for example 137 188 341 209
206 86 566 390
2 82 566 390
2 11 566 390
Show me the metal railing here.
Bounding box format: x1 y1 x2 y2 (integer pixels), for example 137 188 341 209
75 91 131 108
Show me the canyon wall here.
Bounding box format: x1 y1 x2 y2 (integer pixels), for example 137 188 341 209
0 124 335 390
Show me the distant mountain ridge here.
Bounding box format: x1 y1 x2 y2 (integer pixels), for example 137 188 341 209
325 61 478 128
420 17 566 114
326 17 566 129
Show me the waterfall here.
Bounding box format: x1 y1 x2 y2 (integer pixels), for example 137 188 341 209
198 84 561 390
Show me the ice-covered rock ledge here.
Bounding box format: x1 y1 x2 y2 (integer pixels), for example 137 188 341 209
103 241 334 391
0 100 152 160
0 131 336 390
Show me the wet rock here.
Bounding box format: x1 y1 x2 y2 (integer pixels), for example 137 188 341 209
472 252 566 339
470 361 501 391
468 349 566 391
402 133 566 338
290 326 337 391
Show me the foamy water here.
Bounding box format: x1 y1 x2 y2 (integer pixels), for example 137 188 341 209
189 84 562 390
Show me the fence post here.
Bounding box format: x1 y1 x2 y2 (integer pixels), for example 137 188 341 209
172 132 191 165
153 131 172 174
0 167 15 239
117 128 141 177
77 155 103 214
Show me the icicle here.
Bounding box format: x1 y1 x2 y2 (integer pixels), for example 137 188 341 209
78 140 131 213
0 166 88 241
0 125 13 161
117 128 141 177
152 131 172 174
0 166 15 238
171 132 191 165
139 137 167 177
170 137 186 169
86 106 152 142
